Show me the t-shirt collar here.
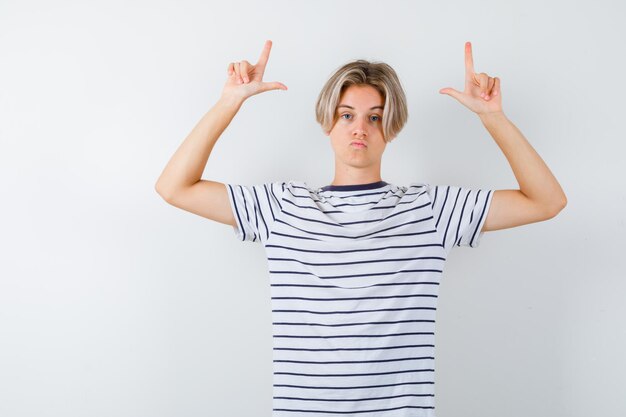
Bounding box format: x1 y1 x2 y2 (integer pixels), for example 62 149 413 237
320 180 388 192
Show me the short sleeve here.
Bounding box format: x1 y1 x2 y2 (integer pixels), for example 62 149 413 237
425 184 494 254
225 181 285 244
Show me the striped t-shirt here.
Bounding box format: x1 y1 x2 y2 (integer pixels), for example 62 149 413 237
225 180 493 417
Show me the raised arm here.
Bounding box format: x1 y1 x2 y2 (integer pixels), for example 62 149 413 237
439 41 567 232
155 40 287 225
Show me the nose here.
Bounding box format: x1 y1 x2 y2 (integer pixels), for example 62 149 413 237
352 118 368 138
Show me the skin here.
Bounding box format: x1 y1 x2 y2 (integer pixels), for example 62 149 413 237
324 84 388 186
222 40 288 102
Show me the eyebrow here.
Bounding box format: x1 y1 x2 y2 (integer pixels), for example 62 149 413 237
337 104 384 110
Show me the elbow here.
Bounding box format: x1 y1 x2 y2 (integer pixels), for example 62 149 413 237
155 181 164 197
155 182 173 202
557 192 568 213
547 195 567 218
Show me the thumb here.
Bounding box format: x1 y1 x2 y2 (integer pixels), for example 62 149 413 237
439 87 462 101
261 81 288 92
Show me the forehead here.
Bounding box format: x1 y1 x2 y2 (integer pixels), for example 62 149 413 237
337 85 384 111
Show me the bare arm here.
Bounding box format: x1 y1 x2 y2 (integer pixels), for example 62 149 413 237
154 40 287 226
440 41 566 233
155 95 243 198
478 111 567 231
154 96 244 227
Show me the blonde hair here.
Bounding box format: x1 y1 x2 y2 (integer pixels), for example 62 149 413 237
315 59 408 143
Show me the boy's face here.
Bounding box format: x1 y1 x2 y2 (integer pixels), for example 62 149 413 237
326 84 387 171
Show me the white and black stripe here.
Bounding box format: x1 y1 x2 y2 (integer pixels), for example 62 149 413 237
225 180 493 417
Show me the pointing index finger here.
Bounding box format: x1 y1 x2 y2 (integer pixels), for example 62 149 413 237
256 40 272 69
465 41 475 76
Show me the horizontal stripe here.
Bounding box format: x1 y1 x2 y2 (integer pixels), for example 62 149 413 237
273 332 435 339
272 306 437 314
274 393 434 402
268 255 445 267
273 319 435 328
270 294 438 302
274 381 435 390
274 355 435 365
273 344 435 352
273 405 435 414
274 367 435 378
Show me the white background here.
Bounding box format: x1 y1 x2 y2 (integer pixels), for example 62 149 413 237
1 0 624 416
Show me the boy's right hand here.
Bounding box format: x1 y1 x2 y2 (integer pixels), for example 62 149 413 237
221 40 288 103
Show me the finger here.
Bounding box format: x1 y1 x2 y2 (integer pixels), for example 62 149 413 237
227 63 234 76
261 81 288 92
476 73 489 97
240 60 251 83
256 40 272 72
465 41 475 79
485 77 495 99
493 77 500 96
233 62 243 84
439 87 463 102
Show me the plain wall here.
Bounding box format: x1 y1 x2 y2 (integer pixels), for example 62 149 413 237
1 0 624 416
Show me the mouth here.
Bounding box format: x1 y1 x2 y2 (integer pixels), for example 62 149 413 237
351 141 367 149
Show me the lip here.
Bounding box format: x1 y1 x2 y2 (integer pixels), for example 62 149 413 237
351 141 367 148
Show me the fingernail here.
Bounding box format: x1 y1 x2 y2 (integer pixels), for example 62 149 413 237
480 92 485 98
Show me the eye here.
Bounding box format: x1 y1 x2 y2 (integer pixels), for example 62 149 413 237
340 113 381 122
